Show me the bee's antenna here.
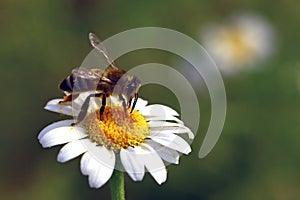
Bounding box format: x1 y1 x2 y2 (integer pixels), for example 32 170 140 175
89 32 117 69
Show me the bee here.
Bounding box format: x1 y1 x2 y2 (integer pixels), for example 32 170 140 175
59 33 141 124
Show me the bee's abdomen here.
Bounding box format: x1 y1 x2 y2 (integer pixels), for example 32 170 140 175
59 74 74 92
75 76 98 92
60 73 100 93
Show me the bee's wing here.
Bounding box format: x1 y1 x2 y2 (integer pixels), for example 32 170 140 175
89 32 118 69
90 68 112 83
72 68 99 80
72 68 112 83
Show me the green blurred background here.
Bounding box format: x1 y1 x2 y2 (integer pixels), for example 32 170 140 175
1 0 300 199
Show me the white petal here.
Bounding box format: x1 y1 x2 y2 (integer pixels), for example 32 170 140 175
88 166 111 188
71 92 101 113
145 116 184 124
134 98 148 111
38 120 75 140
150 126 194 139
39 126 87 148
80 146 115 176
44 99 75 116
80 144 115 188
147 140 179 164
80 152 94 176
87 98 101 113
150 132 191 154
140 144 167 185
140 105 179 117
80 150 115 188
57 139 88 163
88 162 114 188
73 91 96 107
148 121 185 128
120 147 145 181
44 93 101 117
82 141 116 170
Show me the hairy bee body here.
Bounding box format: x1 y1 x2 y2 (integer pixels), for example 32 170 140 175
60 67 140 100
59 33 141 124
60 68 121 93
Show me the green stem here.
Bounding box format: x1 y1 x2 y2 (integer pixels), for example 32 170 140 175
110 170 125 200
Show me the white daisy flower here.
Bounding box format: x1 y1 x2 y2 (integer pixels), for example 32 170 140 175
201 13 275 74
38 94 193 188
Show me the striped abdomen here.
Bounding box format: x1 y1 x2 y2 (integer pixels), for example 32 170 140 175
59 72 100 93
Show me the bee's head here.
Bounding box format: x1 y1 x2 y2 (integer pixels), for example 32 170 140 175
123 75 141 100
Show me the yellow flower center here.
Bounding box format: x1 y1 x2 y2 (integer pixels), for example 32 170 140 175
82 106 150 151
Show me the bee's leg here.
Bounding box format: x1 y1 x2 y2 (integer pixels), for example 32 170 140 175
59 93 79 104
73 92 102 125
130 93 138 113
99 94 106 120
127 97 133 109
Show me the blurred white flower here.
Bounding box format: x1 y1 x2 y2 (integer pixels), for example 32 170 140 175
38 95 193 188
201 13 275 74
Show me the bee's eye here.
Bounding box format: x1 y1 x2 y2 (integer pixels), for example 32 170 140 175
125 82 136 93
